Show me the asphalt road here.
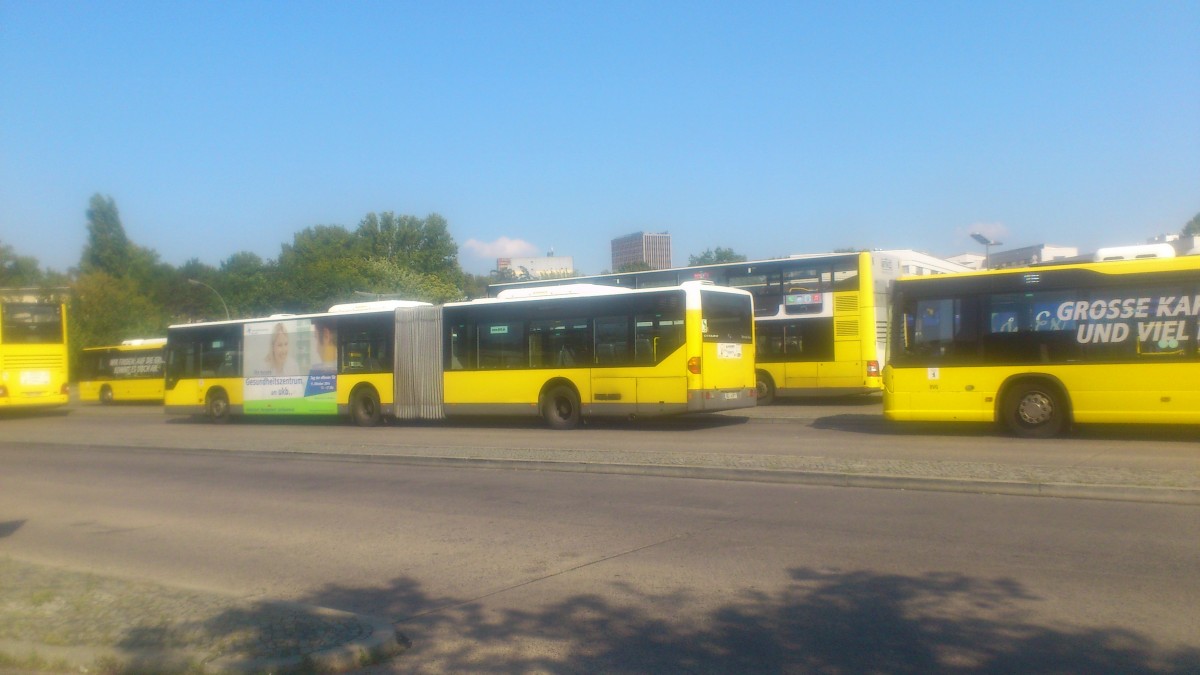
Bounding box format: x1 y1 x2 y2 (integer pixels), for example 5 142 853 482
2 405 1199 673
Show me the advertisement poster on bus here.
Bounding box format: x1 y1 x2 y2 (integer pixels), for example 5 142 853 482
107 353 164 379
242 318 338 414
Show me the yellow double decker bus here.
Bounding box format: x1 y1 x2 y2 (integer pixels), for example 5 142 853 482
165 282 756 428
490 251 966 403
884 255 1200 437
78 338 167 403
0 293 70 410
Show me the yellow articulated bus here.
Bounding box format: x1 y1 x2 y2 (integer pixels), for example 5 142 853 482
884 255 1200 437
164 282 756 428
489 251 967 403
78 338 167 403
0 296 70 410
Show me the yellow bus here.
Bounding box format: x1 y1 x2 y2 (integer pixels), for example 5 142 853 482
489 251 966 403
78 339 167 403
883 255 1200 437
0 296 70 410
164 282 756 428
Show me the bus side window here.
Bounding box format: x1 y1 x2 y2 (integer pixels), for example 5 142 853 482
594 316 629 366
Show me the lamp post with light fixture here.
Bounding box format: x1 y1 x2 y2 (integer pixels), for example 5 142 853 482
970 233 1002 269
187 279 230 320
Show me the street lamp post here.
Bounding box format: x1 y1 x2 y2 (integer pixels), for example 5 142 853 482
187 279 230 320
970 233 1003 269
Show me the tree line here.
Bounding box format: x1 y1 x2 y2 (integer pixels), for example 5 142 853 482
1 194 496 374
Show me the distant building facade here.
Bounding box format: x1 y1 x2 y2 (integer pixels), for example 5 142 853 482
988 244 1078 269
944 252 987 270
611 232 672 271
496 255 575 279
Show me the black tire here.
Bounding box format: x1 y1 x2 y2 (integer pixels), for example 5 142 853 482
100 386 114 405
756 371 775 406
542 384 581 430
1002 381 1066 438
351 386 382 427
206 389 231 424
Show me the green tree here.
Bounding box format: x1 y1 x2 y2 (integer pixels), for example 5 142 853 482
356 212 459 279
688 247 746 266
80 194 132 276
68 271 166 375
217 252 276 318
459 272 491 300
616 261 652 273
0 240 44 287
1183 211 1200 237
274 225 364 312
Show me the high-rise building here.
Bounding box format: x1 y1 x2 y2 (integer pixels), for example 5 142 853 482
611 231 672 271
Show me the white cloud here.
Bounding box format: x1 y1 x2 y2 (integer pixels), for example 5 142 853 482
462 236 539 259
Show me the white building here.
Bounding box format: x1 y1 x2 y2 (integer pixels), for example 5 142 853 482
496 255 575 279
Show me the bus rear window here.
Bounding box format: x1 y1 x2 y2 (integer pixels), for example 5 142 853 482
1 303 63 344
702 293 753 343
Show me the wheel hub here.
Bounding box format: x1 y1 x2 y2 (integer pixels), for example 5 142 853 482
1017 393 1053 425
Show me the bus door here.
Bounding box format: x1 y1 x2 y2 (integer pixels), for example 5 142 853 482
901 297 983 419
591 315 638 406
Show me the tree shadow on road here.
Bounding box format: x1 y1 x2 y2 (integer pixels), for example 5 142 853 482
261 567 1200 674
0 519 23 539
813 413 1200 444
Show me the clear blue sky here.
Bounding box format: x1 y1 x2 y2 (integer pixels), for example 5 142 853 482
2 1 1197 276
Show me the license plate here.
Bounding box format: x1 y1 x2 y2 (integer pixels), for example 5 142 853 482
20 370 51 386
724 392 739 400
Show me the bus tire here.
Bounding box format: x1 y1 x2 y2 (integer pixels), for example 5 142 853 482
351 386 382 427
100 385 114 405
756 371 775 406
1002 381 1066 438
206 389 231 424
542 384 581 430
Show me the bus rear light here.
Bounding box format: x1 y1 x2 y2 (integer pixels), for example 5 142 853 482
867 360 880 377
687 357 702 374
61 383 71 395
0 385 7 397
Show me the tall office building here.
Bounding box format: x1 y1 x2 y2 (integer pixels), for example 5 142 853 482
611 231 672 271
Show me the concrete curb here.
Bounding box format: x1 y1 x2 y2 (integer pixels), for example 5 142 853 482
59 443 1200 506
328 454 1200 505
153 446 1199 506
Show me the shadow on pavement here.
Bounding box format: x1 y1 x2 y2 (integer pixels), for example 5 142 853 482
0 520 24 539
764 394 883 408
287 567 1198 673
813 414 1200 444
165 412 751 432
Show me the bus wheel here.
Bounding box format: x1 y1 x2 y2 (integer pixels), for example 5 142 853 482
1003 382 1065 438
542 385 580 430
351 386 382 427
756 371 775 406
206 390 231 424
100 386 114 405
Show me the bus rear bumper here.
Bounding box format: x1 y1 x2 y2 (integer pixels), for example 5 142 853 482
687 387 756 412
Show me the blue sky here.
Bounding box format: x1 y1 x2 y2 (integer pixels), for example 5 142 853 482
2 1 1197 276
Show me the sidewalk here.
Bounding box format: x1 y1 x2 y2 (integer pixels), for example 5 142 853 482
0 557 403 674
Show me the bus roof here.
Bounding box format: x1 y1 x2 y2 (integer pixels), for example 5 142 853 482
167 300 430 329
894 251 1200 286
